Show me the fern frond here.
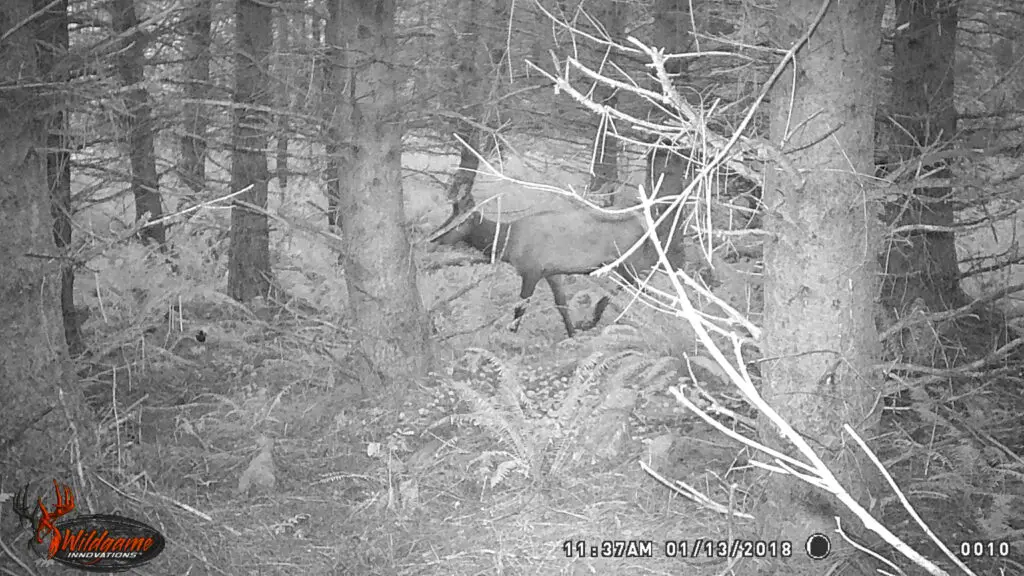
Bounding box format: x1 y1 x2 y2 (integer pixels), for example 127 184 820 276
595 323 644 348
440 351 541 475
639 356 681 383
604 350 645 385
464 347 527 418
491 458 526 487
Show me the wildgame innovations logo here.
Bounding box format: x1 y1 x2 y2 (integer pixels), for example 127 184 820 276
14 480 166 572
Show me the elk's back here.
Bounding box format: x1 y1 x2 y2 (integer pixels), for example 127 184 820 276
507 210 653 277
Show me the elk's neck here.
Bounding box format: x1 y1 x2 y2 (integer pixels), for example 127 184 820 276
467 217 512 260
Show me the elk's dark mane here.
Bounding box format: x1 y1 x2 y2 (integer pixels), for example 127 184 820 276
464 215 513 260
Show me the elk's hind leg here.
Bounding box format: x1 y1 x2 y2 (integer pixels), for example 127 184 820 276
545 275 575 337
512 275 541 332
588 296 611 329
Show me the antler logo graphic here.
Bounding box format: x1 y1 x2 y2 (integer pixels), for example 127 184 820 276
13 480 166 571
21 480 77 558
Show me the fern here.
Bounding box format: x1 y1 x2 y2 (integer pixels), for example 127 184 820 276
440 349 549 485
491 458 525 488
547 349 636 475
594 323 646 349
468 450 529 489
440 328 693 483
556 351 615 421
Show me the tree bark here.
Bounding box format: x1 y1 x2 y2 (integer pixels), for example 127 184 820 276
759 1 884 573
332 0 431 401
110 0 166 245
0 0 94 486
323 0 344 229
443 0 507 205
881 0 964 313
227 0 273 301
179 0 211 199
275 5 290 194
36 0 83 356
644 0 696 267
585 0 622 208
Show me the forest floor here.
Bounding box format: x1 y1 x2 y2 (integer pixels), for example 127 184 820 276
70 284 773 576
58 251 1023 576
27 148 1023 575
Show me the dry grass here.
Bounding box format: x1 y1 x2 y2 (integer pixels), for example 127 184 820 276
62 232 1021 576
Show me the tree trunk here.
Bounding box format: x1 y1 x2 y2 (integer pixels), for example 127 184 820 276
275 6 290 194
759 1 884 574
227 0 273 301
110 0 166 245
323 0 344 229
443 0 505 205
179 0 211 200
585 0 622 208
881 0 964 313
332 0 431 401
297 0 307 53
644 0 695 267
36 0 83 356
0 0 94 486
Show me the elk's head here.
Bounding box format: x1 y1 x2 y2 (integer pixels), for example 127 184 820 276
431 195 479 246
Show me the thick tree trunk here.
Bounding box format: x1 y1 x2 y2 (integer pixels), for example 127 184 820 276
111 0 166 245
0 0 94 486
227 0 273 301
180 0 211 199
332 0 431 401
881 0 964 313
758 1 884 574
